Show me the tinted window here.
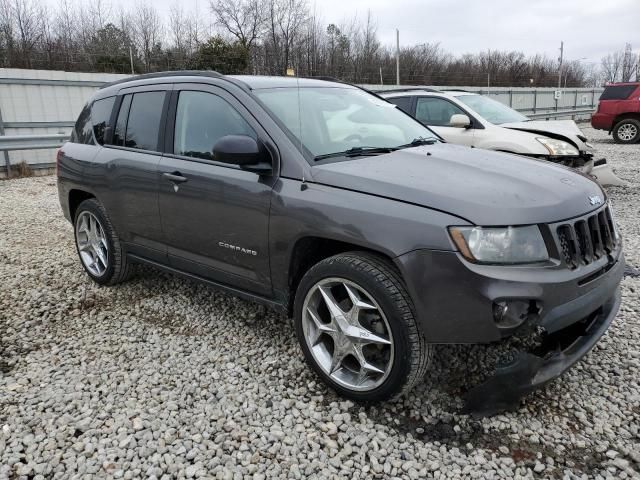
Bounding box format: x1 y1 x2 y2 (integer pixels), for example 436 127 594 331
124 92 166 151
73 103 93 144
415 97 466 126
113 94 132 146
174 91 255 161
388 96 413 114
91 97 115 145
600 85 637 100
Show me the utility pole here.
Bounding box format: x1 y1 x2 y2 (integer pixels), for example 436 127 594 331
558 41 564 89
129 45 135 75
396 29 400 86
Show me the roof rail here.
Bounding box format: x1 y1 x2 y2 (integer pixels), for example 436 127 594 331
442 88 470 92
372 87 440 94
99 70 223 89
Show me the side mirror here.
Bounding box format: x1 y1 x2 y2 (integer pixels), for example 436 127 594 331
213 135 272 174
449 114 472 129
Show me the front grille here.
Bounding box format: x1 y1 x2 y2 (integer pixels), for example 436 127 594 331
556 206 617 270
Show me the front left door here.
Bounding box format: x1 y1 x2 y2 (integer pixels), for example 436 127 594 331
415 96 475 146
157 85 275 296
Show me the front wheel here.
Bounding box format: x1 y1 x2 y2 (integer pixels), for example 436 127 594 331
613 119 640 144
293 252 431 401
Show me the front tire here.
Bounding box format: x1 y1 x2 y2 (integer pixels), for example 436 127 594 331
293 252 431 401
73 198 132 285
613 119 640 144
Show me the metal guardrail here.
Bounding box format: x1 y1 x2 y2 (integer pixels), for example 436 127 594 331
523 108 596 120
0 134 68 177
0 133 68 151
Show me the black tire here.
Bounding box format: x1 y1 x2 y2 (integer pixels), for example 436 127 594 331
293 252 431 401
612 118 640 144
73 198 132 285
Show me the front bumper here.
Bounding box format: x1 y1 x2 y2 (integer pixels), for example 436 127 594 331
396 245 624 344
462 288 620 416
395 229 624 414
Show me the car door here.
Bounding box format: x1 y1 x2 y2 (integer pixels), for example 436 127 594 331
415 96 475 146
157 84 275 296
93 84 171 263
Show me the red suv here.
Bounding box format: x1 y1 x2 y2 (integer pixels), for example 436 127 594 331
591 82 640 144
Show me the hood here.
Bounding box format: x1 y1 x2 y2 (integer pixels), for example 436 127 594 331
500 120 591 151
311 143 604 226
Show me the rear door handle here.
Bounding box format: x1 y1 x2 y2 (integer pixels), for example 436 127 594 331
162 172 188 183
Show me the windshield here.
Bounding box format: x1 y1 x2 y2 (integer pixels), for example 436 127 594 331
456 94 529 124
253 86 439 160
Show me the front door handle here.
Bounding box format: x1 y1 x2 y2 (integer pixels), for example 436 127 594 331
162 172 188 183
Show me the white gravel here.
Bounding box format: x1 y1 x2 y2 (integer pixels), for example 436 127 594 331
1 127 639 479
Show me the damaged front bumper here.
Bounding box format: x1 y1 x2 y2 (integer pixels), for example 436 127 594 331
463 288 621 416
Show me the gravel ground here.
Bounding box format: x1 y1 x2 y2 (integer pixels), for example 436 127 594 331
1 127 639 479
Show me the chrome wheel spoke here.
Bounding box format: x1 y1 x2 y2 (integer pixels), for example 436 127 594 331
307 307 337 345
347 325 392 346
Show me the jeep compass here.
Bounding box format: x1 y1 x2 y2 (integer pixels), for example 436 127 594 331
57 72 624 412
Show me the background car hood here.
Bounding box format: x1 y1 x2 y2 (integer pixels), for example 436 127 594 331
500 120 591 151
311 143 604 225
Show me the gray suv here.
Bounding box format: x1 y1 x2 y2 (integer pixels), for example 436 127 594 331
57 71 624 412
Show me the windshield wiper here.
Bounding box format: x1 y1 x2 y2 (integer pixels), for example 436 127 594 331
314 146 396 161
394 137 439 150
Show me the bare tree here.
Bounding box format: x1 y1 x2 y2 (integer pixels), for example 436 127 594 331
210 0 264 49
601 50 625 83
621 43 637 82
132 1 164 72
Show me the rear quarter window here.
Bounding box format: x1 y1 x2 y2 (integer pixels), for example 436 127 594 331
600 85 638 100
71 96 115 145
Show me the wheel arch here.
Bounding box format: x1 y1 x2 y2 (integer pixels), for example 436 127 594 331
613 112 640 125
285 236 400 316
68 189 96 221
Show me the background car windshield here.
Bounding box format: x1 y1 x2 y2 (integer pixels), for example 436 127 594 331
254 87 438 159
457 94 529 124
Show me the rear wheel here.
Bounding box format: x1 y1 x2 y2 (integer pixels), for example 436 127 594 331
73 198 132 285
612 118 640 144
293 252 431 401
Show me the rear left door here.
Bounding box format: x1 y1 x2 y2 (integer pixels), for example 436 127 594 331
95 84 172 262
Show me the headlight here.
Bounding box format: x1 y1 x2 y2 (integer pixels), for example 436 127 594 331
536 137 579 156
449 225 549 264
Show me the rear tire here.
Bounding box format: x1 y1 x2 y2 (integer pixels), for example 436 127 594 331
293 252 431 401
612 118 640 144
73 198 132 285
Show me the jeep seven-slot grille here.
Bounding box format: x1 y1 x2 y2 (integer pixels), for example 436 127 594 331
556 206 616 270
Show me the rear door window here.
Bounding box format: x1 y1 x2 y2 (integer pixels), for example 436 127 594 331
600 85 637 100
112 91 166 151
113 94 132 146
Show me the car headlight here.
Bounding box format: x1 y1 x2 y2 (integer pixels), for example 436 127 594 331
536 137 579 156
449 225 549 264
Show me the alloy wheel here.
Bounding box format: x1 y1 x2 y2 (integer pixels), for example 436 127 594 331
75 211 109 277
301 277 394 391
618 123 638 142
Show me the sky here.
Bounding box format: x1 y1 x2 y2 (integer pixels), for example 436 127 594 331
141 0 638 63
